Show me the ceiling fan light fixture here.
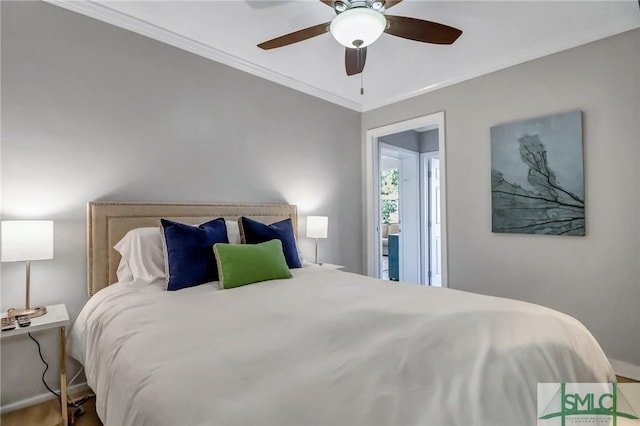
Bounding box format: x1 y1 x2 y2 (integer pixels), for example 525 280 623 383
330 7 386 48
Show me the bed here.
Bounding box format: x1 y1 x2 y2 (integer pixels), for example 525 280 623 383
69 201 615 426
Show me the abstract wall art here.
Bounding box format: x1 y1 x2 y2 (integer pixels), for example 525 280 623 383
490 111 585 236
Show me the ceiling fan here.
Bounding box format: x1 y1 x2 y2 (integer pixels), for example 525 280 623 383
257 0 463 77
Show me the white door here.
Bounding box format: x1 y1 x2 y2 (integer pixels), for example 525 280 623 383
399 153 420 284
430 158 442 286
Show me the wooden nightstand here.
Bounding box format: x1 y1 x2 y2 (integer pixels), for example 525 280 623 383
1 304 70 425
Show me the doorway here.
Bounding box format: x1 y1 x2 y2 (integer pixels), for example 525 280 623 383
364 111 448 287
379 143 420 283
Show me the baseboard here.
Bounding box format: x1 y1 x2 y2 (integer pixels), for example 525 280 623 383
610 358 640 381
0 382 89 415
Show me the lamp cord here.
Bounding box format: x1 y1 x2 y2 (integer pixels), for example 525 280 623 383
28 332 95 409
27 332 60 399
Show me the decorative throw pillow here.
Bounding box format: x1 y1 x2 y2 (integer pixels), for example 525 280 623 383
214 239 292 289
238 217 302 268
113 227 166 284
160 218 228 291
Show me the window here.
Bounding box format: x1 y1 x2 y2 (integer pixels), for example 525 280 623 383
380 168 399 224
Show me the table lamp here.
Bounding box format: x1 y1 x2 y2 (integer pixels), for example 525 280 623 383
306 216 328 264
1 220 53 318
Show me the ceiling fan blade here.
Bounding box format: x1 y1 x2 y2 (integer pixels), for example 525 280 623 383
384 15 462 45
319 0 335 7
258 22 330 50
345 47 367 76
384 0 403 9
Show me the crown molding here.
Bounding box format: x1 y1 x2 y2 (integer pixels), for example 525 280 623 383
43 0 363 112
360 20 640 112
42 1 640 114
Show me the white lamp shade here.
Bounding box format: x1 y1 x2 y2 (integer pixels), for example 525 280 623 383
306 216 328 239
330 8 387 48
1 220 54 262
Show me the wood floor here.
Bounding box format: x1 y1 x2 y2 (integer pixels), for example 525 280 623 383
1 392 102 426
3 377 638 426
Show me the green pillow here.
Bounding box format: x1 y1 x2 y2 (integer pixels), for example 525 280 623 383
213 239 292 289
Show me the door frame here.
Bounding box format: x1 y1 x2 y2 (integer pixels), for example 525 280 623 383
363 111 449 287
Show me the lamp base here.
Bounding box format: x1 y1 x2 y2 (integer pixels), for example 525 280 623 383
7 306 47 319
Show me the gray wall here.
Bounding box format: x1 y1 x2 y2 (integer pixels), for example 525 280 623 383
363 28 640 367
379 130 419 152
380 129 439 153
0 1 361 408
419 129 439 153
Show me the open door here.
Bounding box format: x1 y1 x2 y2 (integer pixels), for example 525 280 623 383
429 158 442 286
399 153 420 284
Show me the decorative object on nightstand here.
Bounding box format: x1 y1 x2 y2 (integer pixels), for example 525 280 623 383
1 220 54 318
306 216 328 264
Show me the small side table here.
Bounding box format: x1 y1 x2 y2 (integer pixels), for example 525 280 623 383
1 304 70 425
388 234 399 281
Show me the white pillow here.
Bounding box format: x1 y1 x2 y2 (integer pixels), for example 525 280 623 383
114 227 166 284
225 220 241 244
116 257 135 283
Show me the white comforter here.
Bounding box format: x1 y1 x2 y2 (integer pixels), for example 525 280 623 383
69 268 614 426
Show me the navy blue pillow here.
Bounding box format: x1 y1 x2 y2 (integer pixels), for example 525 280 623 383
160 218 229 291
239 217 301 269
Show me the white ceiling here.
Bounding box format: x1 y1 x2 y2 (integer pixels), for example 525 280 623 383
48 0 640 112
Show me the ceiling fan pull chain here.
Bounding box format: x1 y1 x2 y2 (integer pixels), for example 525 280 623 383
357 46 364 95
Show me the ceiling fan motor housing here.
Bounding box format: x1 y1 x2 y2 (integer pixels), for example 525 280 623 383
333 0 386 12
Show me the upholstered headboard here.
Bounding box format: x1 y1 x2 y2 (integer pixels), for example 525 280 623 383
86 202 298 297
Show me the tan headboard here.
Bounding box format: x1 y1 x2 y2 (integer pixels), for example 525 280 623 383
87 201 298 297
